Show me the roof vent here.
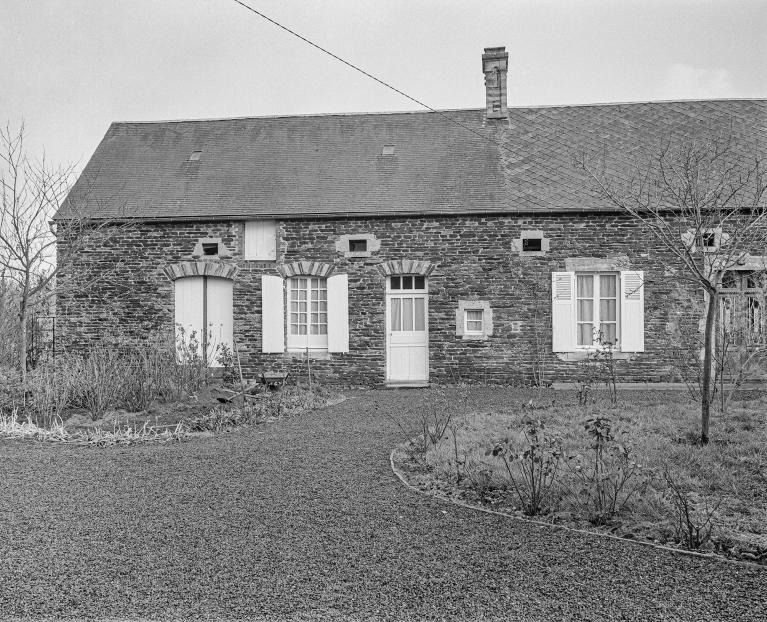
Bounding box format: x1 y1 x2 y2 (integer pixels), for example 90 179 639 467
189 151 202 161
382 145 395 156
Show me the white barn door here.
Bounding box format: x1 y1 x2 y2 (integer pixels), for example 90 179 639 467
174 276 233 366
385 275 428 384
206 277 234 364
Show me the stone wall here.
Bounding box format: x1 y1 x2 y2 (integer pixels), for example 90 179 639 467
56 213 705 386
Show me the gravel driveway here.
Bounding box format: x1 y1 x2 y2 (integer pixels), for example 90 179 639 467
1 389 765 621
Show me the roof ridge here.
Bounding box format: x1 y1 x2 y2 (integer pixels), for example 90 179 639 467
110 98 766 126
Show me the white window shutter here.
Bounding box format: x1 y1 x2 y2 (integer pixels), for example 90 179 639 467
620 271 645 352
244 221 277 260
205 277 234 366
327 273 349 353
551 272 575 352
261 274 285 353
174 276 204 359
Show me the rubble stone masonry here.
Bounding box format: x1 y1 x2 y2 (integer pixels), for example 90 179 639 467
56 214 704 386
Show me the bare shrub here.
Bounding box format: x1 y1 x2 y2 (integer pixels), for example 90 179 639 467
489 419 563 516
566 416 650 525
664 470 722 550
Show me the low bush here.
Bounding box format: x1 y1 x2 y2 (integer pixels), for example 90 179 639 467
565 416 651 525
488 420 563 516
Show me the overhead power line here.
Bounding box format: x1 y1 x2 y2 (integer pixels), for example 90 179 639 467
230 0 514 154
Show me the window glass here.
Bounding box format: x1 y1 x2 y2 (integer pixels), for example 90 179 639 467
576 275 594 346
402 298 414 331
414 276 425 290
402 276 413 290
465 309 484 333
414 298 425 331
576 273 619 347
289 278 327 339
390 298 401 331
390 276 401 290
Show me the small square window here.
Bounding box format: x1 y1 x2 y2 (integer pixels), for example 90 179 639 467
702 232 717 248
349 239 368 252
202 242 219 256
465 309 484 334
522 238 542 252
189 151 202 161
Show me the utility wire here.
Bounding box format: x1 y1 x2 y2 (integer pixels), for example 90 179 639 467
230 0 514 154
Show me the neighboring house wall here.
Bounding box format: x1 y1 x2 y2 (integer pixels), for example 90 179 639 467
56 214 705 385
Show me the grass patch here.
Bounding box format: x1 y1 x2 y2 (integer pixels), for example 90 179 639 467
393 387 767 563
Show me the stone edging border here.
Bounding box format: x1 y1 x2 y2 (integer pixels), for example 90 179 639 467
389 445 763 569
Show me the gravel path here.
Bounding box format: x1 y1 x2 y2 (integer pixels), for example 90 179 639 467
1 389 765 621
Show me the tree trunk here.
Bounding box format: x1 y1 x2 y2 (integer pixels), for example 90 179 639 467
700 290 719 444
19 298 28 400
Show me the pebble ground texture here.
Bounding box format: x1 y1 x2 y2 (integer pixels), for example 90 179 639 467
1 389 765 621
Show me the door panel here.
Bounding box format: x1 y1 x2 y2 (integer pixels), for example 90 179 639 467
386 292 428 383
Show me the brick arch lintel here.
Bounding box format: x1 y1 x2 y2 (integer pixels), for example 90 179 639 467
163 261 239 281
277 261 335 278
377 259 436 277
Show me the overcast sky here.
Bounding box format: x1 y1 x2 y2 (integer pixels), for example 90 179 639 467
2 0 765 170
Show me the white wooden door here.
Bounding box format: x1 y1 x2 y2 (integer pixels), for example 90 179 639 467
205 277 234 364
174 276 233 366
385 275 428 383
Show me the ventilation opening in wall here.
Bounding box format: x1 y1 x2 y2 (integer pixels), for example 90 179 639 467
522 237 542 252
202 242 219 256
349 239 368 253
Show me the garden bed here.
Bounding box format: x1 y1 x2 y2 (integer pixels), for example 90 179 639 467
390 387 767 565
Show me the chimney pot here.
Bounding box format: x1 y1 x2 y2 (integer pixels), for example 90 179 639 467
482 46 509 119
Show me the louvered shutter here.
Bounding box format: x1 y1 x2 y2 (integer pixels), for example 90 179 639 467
620 271 645 352
327 274 349 353
261 274 285 353
205 277 234 365
174 277 204 359
551 272 576 352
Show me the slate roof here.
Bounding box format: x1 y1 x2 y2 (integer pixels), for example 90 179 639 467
58 99 767 221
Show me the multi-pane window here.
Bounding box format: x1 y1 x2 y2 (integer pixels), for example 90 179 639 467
464 309 484 334
720 270 766 345
288 277 328 349
388 275 426 332
576 273 618 346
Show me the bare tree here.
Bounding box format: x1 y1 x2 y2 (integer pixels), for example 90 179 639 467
580 132 767 444
0 123 125 386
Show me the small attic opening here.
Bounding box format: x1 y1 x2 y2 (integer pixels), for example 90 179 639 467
381 145 395 156
189 151 202 161
202 242 219 256
522 237 542 252
348 239 368 252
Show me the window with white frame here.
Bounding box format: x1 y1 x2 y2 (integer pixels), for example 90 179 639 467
576 273 618 346
719 270 766 345
464 309 484 334
243 220 277 260
552 270 644 353
288 277 328 350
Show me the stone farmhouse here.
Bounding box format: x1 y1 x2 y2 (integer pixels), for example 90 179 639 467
55 47 767 386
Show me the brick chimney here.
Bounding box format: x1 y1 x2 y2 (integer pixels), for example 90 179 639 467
482 47 508 119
